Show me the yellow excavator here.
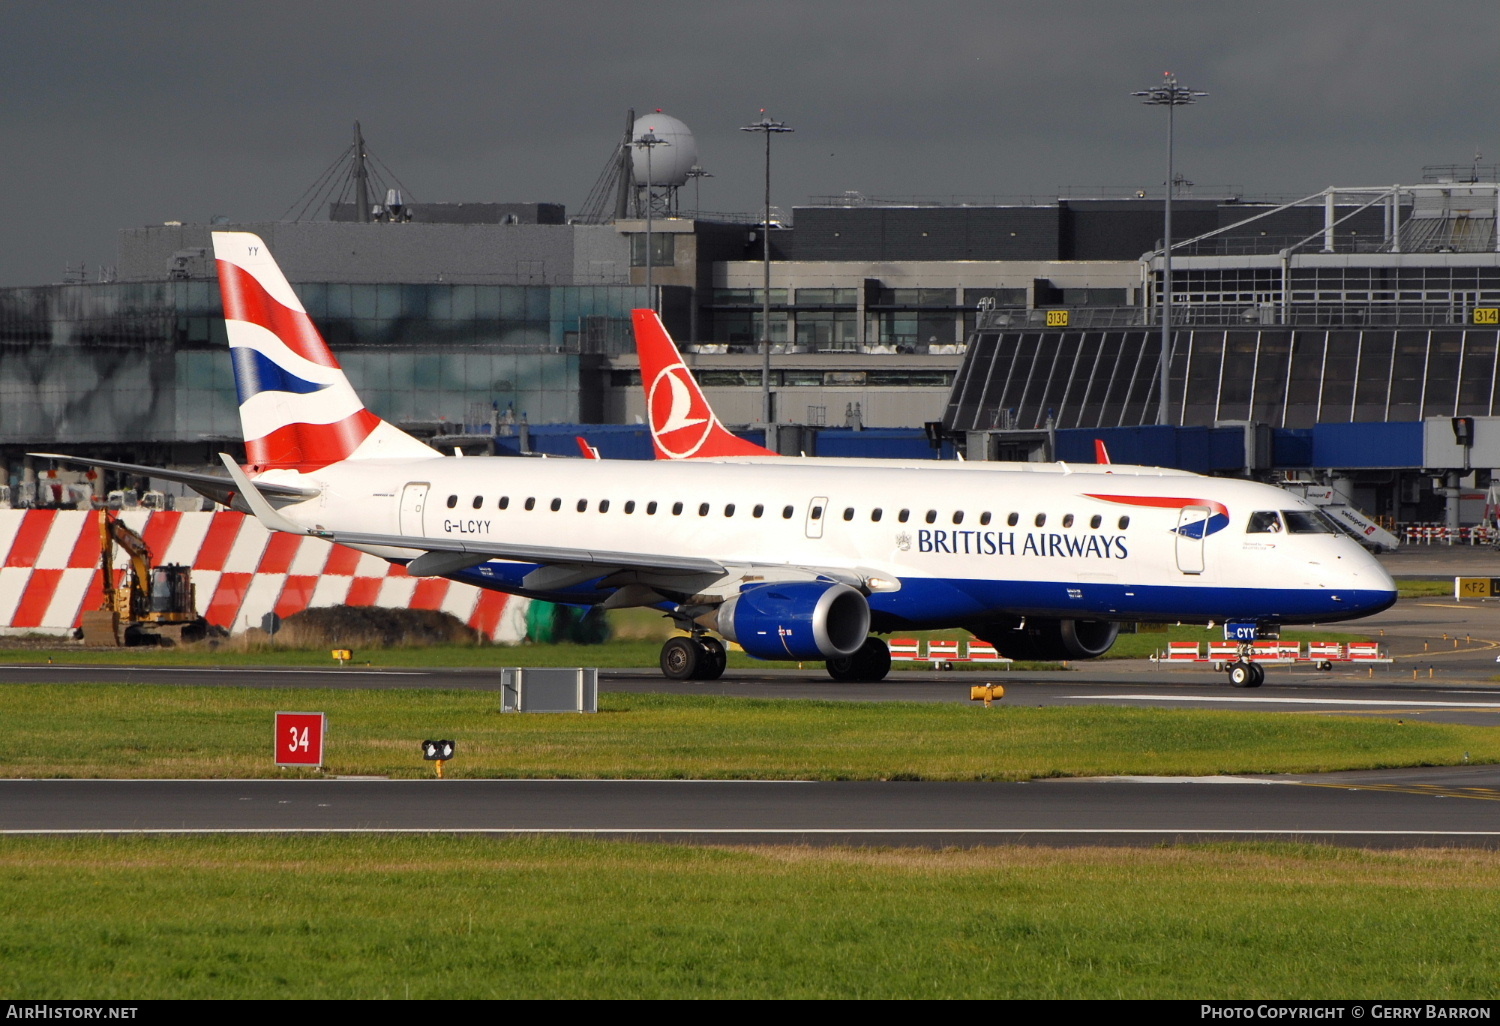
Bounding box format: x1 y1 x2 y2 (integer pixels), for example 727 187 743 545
78 512 206 646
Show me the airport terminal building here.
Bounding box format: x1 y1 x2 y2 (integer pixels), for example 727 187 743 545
5 178 1500 531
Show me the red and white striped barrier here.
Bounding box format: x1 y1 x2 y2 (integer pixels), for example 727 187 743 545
888 637 1014 668
1154 639 1392 667
0 510 527 641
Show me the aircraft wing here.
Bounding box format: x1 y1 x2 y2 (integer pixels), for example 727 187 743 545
217 454 894 596
30 452 319 506
218 454 725 580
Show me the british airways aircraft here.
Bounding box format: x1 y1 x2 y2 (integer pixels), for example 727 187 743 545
38 233 1397 687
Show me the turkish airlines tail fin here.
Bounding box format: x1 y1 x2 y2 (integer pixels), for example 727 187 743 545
632 309 776 459
213 232 436 472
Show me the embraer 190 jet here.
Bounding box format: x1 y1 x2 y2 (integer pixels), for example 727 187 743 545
37 233 1397 685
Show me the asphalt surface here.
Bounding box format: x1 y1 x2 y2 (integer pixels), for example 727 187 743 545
5 554 1500 848
4 771 1499 847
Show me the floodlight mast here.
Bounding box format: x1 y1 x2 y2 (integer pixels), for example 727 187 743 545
1132 73 1207 426
740 111 793 435
633 128 669 312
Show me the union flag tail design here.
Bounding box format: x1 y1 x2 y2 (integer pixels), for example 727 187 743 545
632 309 775 459
213 232 435 472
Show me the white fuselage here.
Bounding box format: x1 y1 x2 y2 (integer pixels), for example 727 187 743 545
267 454 1397 629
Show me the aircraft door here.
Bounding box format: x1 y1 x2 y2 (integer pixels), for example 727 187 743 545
805 496 828 539
400 483 429 536
1175 505 1210 575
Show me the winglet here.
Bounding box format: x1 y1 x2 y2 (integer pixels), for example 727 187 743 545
1094 439 1112 465
576 436 601 460
218 453 315 536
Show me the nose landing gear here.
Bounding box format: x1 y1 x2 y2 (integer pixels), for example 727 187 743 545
1227 660 1264 688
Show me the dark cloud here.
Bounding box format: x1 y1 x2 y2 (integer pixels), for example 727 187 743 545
2 1 1496 284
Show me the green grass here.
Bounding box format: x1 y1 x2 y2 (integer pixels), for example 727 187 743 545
0 684 1492 780
2 835 1498 998
1395 579 1460 598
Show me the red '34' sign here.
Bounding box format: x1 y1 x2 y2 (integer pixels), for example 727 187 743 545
275 712 326 767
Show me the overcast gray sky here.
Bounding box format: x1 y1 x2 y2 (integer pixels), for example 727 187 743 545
2 1 1496 286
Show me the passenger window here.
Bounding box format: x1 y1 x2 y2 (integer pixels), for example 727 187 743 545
550 498 562 512
446 495 458 509
647 501 658 515
1118 516 1130 529
753 504 764 518
979 512 991 526
844 508 855 521
725 504 735 517
624 500 635 514
577 499 588 512
811 505 824 520
472 496 483 510
699 503 710 517
925 510 937 524
952 511 964 525
1062 514 1074 528
1247 511 1283 533
672 502 684 516
782 505 794 519
498 496 509 510
524 497 536 511
1089 514 1101 529
898 509 910 523
1007 513 1019 527
871 509 883 522
599 500 610 513
1035 514 1046 527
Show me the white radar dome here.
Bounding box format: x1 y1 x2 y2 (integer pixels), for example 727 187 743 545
630 113 698 188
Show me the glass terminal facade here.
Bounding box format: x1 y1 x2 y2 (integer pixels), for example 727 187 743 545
0 280 644 445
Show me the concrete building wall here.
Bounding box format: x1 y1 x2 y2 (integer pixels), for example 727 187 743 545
119 221 630 286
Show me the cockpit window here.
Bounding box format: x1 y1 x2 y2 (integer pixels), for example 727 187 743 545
1247 511 1283 534
1282 510 1336 534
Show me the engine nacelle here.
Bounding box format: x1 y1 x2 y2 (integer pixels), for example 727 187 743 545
971 617 1119 662
718 582 870 661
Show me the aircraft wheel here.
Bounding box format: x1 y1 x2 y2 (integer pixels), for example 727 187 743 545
1248 662 1266 688
698 637 727 680
826 637 892 683
1228 661 1255 688
660 636 702 681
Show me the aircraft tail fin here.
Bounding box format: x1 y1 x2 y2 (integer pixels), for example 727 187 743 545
212 231 436 472
632 308 776 459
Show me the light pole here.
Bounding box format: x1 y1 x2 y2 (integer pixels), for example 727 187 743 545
1132 73 1206 426
685 163 713 215
740 110 793 433
633 128 669 312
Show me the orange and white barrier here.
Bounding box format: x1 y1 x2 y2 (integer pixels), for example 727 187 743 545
0 510 527 641
888 637 1014 668
1153 639 1392 668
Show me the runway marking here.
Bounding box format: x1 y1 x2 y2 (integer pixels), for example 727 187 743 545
1293 782 1500 802
1087 694 1500 709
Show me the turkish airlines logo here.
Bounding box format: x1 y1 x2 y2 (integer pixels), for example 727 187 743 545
648 362 714 457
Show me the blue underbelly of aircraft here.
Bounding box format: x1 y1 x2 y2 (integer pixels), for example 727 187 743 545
446 562 1396 628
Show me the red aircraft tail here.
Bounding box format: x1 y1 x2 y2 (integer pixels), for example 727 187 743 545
631 309 776 459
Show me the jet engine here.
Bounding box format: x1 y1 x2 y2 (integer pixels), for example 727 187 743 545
716 582 870 661
971 617 1119 661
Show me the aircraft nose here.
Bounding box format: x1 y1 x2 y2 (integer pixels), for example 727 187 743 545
1338 550 1398 615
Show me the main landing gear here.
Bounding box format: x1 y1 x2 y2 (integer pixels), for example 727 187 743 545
660 635 727 681
1227 660 1264 688
825 636 893 683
